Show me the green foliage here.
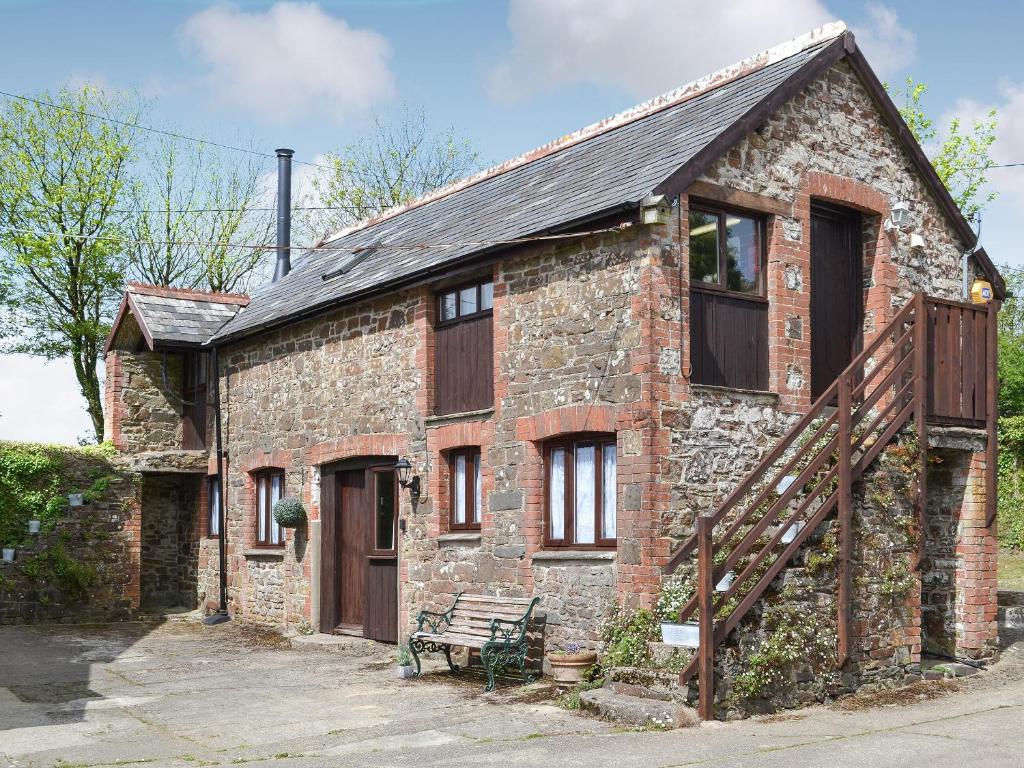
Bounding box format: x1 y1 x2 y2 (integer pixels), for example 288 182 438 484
997 415 1024 549
272 496 307 529
0 442 64 547
879 558 917 599
394 644 414 666
23 542 97 602
805 525 839 575
600 606 660 668
889 78 998 221
0 87 139 442
730 603 836 702
655 571 695 622
557 667 603 710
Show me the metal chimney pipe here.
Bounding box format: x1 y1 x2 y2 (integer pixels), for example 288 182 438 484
272 148 294 282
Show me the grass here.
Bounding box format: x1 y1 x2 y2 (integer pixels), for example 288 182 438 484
998 548 1024 591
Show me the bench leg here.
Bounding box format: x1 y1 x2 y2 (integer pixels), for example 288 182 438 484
408 636 423 678
481 643 499 692
443 644 461 675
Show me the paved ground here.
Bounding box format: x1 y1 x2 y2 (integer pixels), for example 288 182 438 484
2 617 1023 768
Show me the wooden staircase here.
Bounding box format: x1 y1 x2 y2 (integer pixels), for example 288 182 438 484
665 293 997 720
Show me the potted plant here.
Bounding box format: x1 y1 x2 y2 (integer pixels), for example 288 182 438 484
273 497 307 529
2 546 14 563
395 644 415 679
660 620 699 647
27 520 41 535
546 642 597 684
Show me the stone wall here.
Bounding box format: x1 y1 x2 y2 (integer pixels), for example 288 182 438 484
140 473 199 610
0 445 142 624
106 351 185 454
105 56 997 701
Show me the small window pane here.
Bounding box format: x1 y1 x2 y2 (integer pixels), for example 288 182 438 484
376 472 396 550
473 453 482 523
602 444 617 539
724 215 761 293
549 448 565 540
689 210 719 284
574 444 596 544
459 286 478 315
209 477 220 537
454 454 467 524
480 282 494 310
441 292 457 320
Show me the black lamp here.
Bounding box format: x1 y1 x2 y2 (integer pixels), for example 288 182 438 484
395 457 420 499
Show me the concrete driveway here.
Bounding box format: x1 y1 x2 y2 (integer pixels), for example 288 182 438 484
2 617 1023 768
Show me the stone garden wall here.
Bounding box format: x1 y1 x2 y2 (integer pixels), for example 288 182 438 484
0 442 143 624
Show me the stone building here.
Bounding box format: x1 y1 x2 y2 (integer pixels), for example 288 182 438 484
104 24 1004 715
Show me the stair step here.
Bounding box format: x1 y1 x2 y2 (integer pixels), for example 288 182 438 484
606 665 686 694
921 659 982 680
580 686 698 729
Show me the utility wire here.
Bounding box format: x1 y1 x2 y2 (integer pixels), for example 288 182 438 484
0 88 332 171
0 222 635 255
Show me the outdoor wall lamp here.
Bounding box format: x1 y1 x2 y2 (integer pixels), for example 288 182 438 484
884 200 913 233
395 457 421 500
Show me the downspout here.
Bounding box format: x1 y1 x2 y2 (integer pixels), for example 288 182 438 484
203 344 230 625
962 214 982 300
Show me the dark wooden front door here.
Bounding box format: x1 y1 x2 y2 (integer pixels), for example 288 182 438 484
327 463 399 643
810 203 864 400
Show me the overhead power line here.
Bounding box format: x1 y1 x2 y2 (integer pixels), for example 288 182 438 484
0 88 331 172
0 222 635 255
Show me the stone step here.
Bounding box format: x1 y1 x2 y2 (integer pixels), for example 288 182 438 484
921 659 982 680
580 686 698 729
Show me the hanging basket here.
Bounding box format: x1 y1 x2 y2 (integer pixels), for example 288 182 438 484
273 497 307 528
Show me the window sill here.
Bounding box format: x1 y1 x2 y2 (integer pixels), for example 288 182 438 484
532 550 616 565
426 407 495 426
689 383 778 401
243 549 285 560
437 532 482 546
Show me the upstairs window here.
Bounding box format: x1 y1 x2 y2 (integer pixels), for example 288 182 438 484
448 448 482 530
545 435 617 549
182 351 209 451
254 469 285 547
435 278 494 415
689 207 765 295
689 204 769 391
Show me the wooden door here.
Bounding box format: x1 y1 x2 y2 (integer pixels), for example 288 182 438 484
364 468 398 643
810 203 864 400
337 469 370 630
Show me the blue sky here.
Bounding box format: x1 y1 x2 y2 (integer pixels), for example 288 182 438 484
1 0 1022 444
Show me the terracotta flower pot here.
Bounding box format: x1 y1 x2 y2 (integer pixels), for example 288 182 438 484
547 650 598 684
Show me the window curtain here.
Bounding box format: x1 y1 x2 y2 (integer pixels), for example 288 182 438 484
270 474 283 545
473 453 482 523
454 454 467 524
574 444 596 544
209 478 220 537
549 448 565 540
602 445 617 539
257 476 267 543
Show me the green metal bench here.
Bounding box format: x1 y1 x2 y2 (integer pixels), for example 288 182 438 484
408 592 540 691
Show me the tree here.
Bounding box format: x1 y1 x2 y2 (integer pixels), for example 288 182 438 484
0 87 138 443
297 104 480 243
891 78 998 222
126 137 273 293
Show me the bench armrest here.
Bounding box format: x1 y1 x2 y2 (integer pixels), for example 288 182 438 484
414 591 463 634
487 617 528 645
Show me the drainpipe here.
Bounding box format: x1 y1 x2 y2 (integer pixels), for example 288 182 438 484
272 148 294 283
203 344 231 626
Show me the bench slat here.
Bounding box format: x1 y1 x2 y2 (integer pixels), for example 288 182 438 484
452 606 526 619
457 594 534 606
414 631 488 648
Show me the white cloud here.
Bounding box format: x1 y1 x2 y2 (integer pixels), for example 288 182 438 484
0 355 96 445
181 2 395 124
488 0 834 102
851 3 916 80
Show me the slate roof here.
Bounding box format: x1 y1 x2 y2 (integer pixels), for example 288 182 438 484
209 21 998 344
105 284 249 353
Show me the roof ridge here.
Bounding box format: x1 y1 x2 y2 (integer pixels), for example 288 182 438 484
317 21 848 247
127 282 251 306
